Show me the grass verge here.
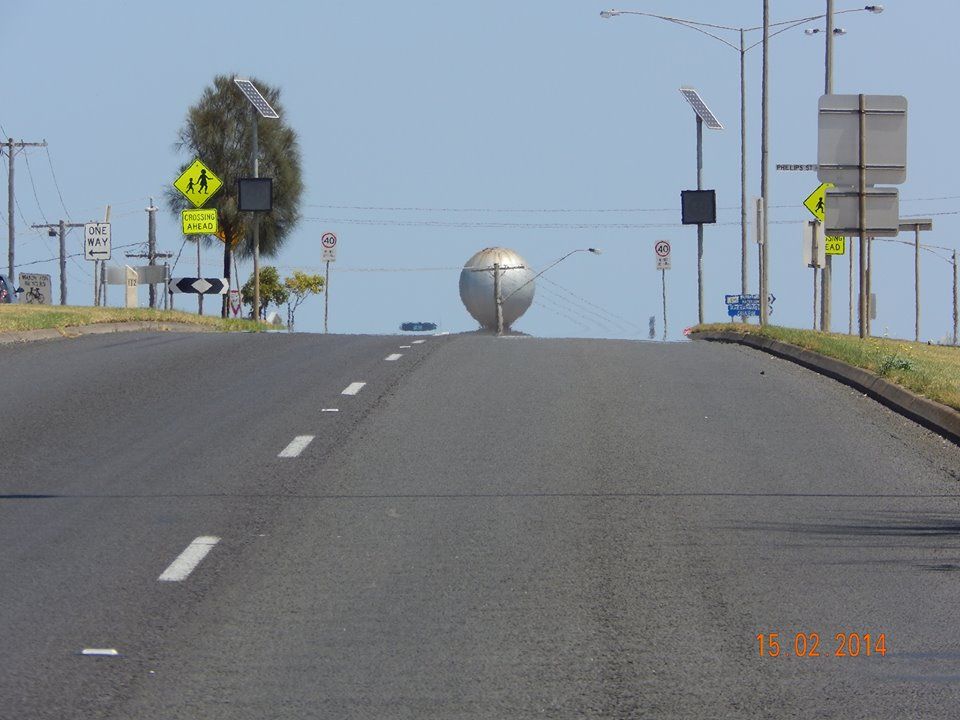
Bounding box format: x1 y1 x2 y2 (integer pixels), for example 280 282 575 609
692 323 960 412
0 304 267 333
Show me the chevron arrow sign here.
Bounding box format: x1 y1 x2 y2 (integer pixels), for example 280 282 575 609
168 277 229 295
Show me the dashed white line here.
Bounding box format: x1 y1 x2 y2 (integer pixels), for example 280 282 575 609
342 382 366 395
412 340 426 344
385 353 402 361
399 345 411 349
81 648 119 656
278 435 315 458
321 408 339 413
158 536 220 582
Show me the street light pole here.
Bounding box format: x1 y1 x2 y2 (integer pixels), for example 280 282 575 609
760 0 770 325
739 29 748 323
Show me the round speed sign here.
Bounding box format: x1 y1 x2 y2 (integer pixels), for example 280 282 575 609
655 240 671 258
321 232 338 249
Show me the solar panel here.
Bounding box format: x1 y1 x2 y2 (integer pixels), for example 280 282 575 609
679 87 723 130
233 77 280 119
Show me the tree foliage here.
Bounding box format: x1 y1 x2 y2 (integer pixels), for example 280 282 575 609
284 271 324 331
241 266 289 319
165 74 304 263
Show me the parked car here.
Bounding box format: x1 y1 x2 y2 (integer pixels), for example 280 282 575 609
0 275 21 303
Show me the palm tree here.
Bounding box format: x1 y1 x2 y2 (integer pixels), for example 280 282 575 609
165 74 304 316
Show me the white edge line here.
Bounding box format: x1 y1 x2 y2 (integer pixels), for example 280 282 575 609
158 535 221 582
385 353 402 361
342 382 366 395
278 435 315 458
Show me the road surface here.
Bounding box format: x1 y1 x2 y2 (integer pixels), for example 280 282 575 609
2 331 959 718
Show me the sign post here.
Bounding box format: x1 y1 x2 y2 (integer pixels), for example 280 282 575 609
321 232 337 334
655 240 671 340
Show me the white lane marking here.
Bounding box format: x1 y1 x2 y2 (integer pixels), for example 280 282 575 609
158 536 221 582
81 648 119 656
385 353 402 361
411 340 426 344
399 345 411 349
321 408 339 413
278 435 315 458
342 382 366 395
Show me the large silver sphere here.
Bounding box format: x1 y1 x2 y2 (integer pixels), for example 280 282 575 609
459 247 535 331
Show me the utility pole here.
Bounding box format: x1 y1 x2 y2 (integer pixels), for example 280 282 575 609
493 262 503 335
146 198 158 308
821 0 834 332
4 138 48 279
30 220 83 304
760 0 770 325
953 249 958 346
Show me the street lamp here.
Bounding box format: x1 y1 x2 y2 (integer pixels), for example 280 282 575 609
600 5 884 326
233 76 279 322
498 248 601 335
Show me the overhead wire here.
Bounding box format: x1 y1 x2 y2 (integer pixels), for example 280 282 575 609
538 275 645 332
44 145 71 220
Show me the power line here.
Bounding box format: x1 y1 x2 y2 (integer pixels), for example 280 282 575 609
538 275 645 332
44 145 71 220
22 151 48 224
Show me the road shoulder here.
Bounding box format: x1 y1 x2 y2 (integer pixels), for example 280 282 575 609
691 328 960 446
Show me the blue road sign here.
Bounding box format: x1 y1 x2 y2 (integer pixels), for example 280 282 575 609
728 303 761 317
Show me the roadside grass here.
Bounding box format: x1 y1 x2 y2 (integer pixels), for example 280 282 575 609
693 323 960 412
0 304 267 333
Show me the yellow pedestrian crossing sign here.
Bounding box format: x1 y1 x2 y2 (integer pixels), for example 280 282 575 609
803 182 833 222
803 182 845 255
174 159 223 208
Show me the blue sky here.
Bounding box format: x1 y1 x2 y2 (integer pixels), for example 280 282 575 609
3 1 958 341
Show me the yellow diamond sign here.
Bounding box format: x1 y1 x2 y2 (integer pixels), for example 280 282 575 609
804 183 845 255
803 182 833 222
174 159 223 208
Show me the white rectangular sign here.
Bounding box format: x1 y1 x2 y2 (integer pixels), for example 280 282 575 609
322 247 337 262
656 256 671 271
17 273 52 305
84 222 112 261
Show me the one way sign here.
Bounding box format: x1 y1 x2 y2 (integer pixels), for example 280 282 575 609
168 277 229 295
84 223 111 261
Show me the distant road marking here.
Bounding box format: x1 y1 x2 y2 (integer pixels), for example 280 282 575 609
321 408 339 413
385 353 402 361
81 648 119 656
412 340 426 344
278 435 315 458
158 536 220 582
399 345 411 349
342 382 366 395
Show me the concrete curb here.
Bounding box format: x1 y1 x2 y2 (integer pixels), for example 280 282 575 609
0 321 219 345
691 330 960 446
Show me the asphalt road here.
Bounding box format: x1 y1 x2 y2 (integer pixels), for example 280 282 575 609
2 330 959 719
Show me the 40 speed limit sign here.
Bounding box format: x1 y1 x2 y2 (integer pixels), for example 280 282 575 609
655 240 671 270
